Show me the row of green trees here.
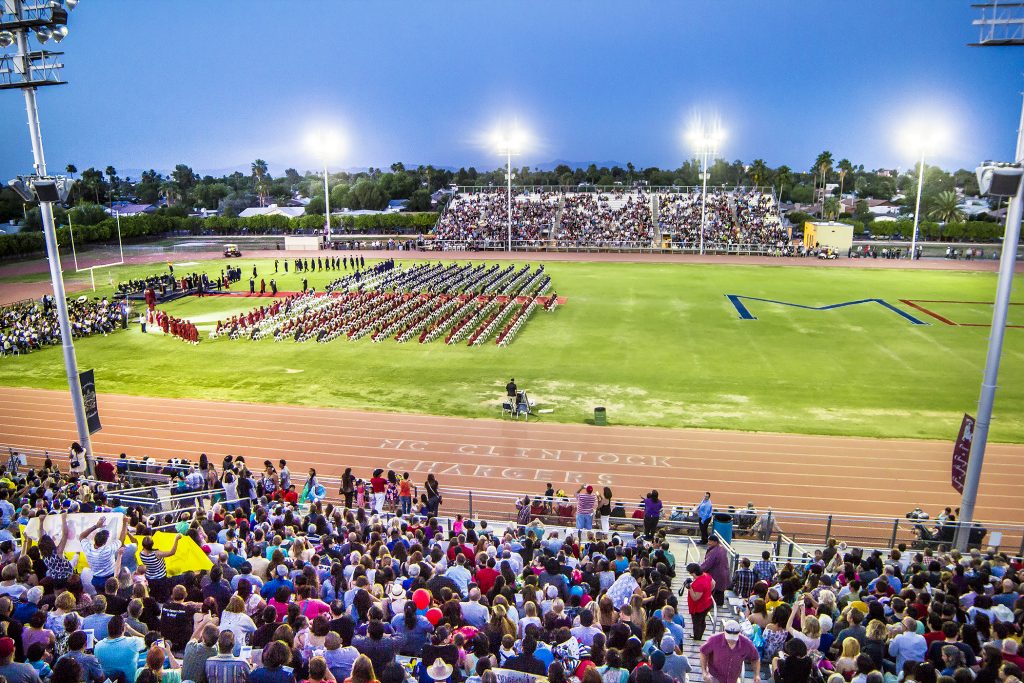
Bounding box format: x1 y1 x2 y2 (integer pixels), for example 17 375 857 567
0 211 438 259
0 152 991 226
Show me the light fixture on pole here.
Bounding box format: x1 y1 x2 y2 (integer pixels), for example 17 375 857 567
0 0 93 462
491 124 528 252
952 3 1024 551
900 122 947 261
306 128 344 248
687 120 725 256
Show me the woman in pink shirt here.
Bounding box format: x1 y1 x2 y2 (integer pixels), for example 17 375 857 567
297 585 331 620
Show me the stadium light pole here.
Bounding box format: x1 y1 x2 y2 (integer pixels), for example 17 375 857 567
505 147 512 252
688 122 724 256
955 4 1024 551
1 1 93 460
306 129 343 248
902 123 946 261
910 150 925 260
492 125 526 252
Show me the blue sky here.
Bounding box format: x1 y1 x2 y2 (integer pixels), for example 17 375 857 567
0 0 1021 182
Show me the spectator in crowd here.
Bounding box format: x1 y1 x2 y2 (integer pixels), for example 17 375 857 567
699 620 759 683
695 493 713 545
205 631 251 683
94 616 145 683
2 445 1021 683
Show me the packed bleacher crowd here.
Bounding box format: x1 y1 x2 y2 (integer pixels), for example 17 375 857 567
1 296 128 357
433 191 559 244
657 190 788 249
0 445 1018 683
432 188 785 249
554 193 654 245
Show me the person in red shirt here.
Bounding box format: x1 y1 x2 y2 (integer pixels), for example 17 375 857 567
475 557 499 595
632 502 646 520
398 474 413 516
687 562 716 641
369 469 387 514
281 485 298 505
94 457 116 483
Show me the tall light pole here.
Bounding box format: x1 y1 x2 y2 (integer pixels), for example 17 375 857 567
322 159 331 246
954 4 1024 550
1 1 93 459
492 124 527 252
505 146 512 252
910 150 925 261
698 146 710 255
902 122 946 261
306 129 343 248
688 121 724 255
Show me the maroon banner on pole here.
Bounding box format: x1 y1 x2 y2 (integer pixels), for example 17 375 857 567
952 413 975 494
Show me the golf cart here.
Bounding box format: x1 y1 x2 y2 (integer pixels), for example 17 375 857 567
223 243 242 258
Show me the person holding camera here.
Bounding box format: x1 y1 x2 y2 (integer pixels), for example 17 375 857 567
685 563 715 641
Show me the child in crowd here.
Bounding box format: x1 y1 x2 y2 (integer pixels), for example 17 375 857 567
355 479 366 509
27 643 52 681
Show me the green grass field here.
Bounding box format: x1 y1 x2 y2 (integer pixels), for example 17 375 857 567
2 256 1022 442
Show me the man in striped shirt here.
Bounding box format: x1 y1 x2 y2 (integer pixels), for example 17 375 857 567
575 485 598 530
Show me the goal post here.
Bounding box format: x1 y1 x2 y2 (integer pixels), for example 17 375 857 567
67 209 126 291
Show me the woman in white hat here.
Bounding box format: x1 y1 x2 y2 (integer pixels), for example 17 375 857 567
385 582 407 619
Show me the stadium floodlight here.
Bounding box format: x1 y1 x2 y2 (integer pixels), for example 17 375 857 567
491 123 530 252
0 0 93 462
976 162 1023 198
31 178 59 202
687 118 725 256
900 121 948 262
305 127 345 244
7 178 32 202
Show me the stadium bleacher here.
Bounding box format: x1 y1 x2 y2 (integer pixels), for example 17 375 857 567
433 187 788 252
0 444 1015 683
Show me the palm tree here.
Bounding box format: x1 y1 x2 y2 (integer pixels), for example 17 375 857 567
251 159 269 207
160 179 181 206
65 164 77 179
823 196 841 221
104 166 117 207
749 159 769 187
837 158 854 197
774 165 792 200
929 190 965 223
813 151 834 217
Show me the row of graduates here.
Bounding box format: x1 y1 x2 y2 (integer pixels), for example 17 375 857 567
214 297 292 337
277 254 366 273
145 309 199 344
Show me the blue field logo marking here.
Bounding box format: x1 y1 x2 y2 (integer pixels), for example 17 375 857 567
725 294 928 325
